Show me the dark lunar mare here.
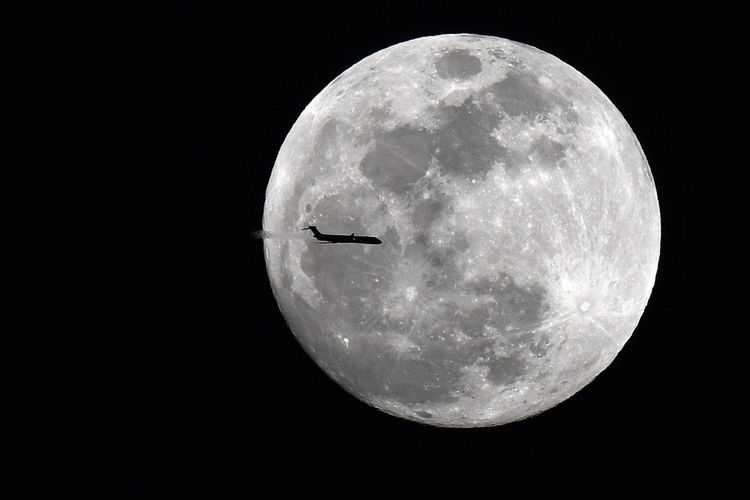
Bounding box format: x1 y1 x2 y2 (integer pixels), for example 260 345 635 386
360 73 578 192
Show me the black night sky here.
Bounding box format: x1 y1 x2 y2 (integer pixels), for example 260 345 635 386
20 2 743 497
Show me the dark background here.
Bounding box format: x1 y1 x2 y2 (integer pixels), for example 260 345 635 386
21 2 743 497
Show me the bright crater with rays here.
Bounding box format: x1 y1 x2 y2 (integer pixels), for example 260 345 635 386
263 34 660 427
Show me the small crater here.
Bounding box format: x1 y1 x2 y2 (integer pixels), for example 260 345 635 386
435 50 483 80
416 411 433 419
305 203 312 213
529 334 551 357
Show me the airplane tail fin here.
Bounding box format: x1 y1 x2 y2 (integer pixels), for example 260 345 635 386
301 225 321 237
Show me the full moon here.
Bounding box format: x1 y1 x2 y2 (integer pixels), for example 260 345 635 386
263 34 660 427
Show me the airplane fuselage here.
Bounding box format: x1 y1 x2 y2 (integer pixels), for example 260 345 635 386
303 226 382 245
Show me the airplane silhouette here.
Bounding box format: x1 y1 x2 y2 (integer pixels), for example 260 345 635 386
302 225 382 245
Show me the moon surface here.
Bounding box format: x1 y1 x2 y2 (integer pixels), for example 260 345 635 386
263 34 660 427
